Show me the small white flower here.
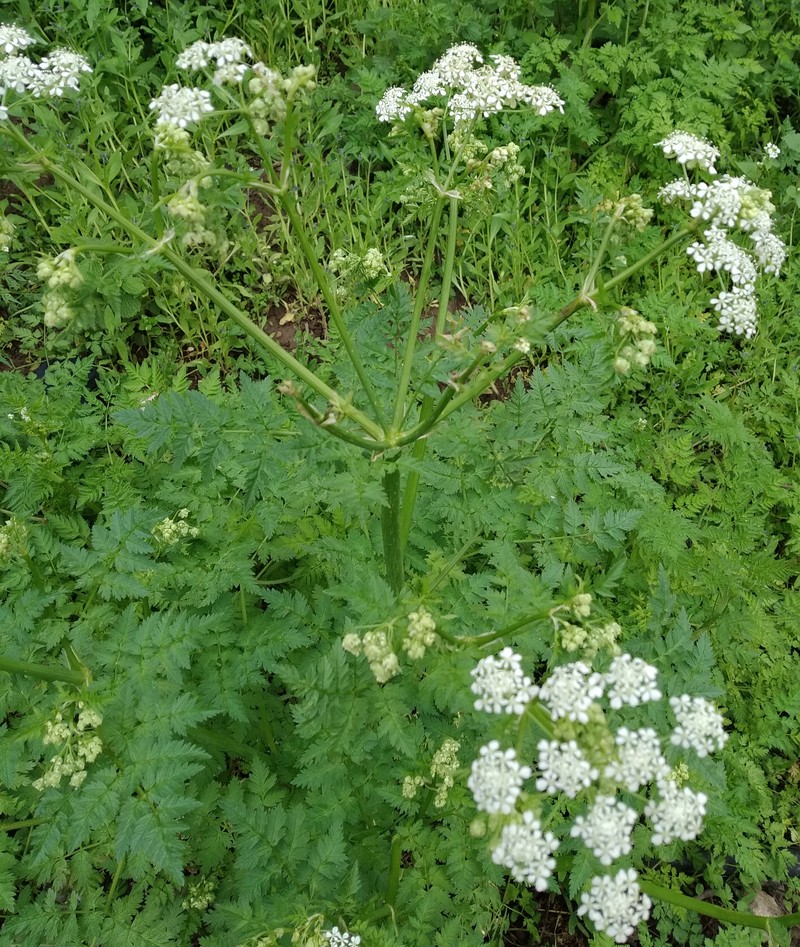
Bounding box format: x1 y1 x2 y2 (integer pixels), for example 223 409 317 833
657 131 720 174
491 810 560 889
0 23 36 55
536 739 598 798
570 794 638 865
538 661 604 723
578 868 652 943
468 740 532 814
764 142 780 159
604 727 669 792
604 653 661 709
471 648 538 714
323 927 361 946
669 695 728 757
149 83 214 128
646 780 707 845
376 85 411 122
36 48 92 96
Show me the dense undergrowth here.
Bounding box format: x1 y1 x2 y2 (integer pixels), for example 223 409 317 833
1 1 800 945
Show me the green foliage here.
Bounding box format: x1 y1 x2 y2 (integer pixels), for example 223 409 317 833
2 0 800 944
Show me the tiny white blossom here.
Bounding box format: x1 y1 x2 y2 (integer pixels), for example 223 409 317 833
491 810 560 890
0 24 36 55
604 653 661 709
604 727 669 792
657 131 720 174
376 86 411 122
669 695 728 757
36 49 92 96
323 927 361 946
149 84 214 128
764 142 780 160
570 794 638 865
470 648 538 714
536 739 598 798
538 661 604 723
578 868 652 943
646 780 707 845
468 740 532 814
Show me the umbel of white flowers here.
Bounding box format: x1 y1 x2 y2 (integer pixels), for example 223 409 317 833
656 131 786 339
0 23 92 120
375 43 564 126
468 648 728 944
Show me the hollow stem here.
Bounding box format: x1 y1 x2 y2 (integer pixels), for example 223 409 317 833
0 655 86 686
380 463 405 594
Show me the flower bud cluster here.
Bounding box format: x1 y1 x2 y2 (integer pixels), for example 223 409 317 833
468 643 728 942
403 606 438 659
0 25 91 119
0 516 27 558
37 248 83 290
376 44 563 129
182 876 216 910
165 180 225 251
32 701 103 791
152 508 200 545
657 132 786 338
430 737 461 807
328 247 389 297
612 306 657 374
0 208 14 252
341 629 400 683
598 193 654 232
43 293 77 328
154 125 211 181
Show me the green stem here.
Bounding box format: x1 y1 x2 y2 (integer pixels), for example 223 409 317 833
256 105 386 430
581 205 625 298
4 126 383 442
435 608 553 648
380 464 404 594
639 880 800 930
275 186 387 429
385 835 402 909
398 195 461 546
390 196 446 432
0 818 47 832
0 655 85 685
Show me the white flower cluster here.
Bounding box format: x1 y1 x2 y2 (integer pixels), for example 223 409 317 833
149 83 215 129
468 740 531 814
376 43 563 127
32 702 103 791
669 694 729 757
578 868 652 943
152 508 200 545
491 810 559 890
151 39 315 136
176 37 253 85
657 131 720 174
323 928 360 946
471 647 538 714
0 25 91 119
468 649 729 942
657 133 786 338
